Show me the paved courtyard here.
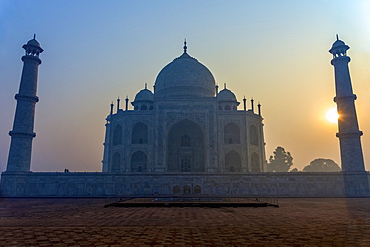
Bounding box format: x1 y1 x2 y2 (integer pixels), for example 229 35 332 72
0 197 369 246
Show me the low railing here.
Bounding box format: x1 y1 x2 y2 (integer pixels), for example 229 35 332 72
104 195 279 208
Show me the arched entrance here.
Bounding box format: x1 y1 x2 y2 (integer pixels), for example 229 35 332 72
130 151 147 172
111 152 121 172
224 122 240 144
167 119 205 172
131 122 148 144
225 150 241 172
251 152 260 172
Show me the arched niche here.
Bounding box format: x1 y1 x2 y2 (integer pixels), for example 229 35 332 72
167 119 205 172
194 185 202 194
250 125 258 145
251 152 260 172
131 122 148 144
172 185 181 194
225 150 241 172
224 122 240 144
130 151 147 172
112 152 121 172
113 125 122 145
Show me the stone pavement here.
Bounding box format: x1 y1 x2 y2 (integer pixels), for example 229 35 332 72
0 198 370 246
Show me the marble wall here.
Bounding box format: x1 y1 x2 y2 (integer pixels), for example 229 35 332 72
1 172 369 197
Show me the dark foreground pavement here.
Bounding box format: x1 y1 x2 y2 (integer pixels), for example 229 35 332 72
0 197 369 246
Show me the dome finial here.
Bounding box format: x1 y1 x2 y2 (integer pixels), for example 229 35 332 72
33 33 36 39
336 34 339 41
224 83 226 89
145 83 147 89
183 39 187 53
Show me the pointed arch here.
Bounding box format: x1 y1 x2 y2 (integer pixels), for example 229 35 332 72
112 152 121 172
224 122 240 144
183 185 191 195
131 122 148 144
251 152 260 172
173 185 181 194
167 119 205 172
130 151 147 172
250 125 258 145
113 125 122 145
225 150 241 172
194 185 202 194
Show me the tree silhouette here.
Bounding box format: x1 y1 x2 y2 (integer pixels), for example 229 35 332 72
267 146 293 172
303 158 341 172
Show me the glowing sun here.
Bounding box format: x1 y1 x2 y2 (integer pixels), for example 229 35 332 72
326 107 339 123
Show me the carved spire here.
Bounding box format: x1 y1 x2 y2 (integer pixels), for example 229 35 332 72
125 96 129 111
110 102 114 115
243 96 247 111
258 102 261 116
117 97 120 113
183 39 187 53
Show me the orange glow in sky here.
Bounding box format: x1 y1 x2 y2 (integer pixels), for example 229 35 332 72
326 108 339 123
0 1 369 172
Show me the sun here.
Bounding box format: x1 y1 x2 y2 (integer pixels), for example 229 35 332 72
326 107 339 123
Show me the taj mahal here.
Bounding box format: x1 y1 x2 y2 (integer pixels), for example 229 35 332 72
0 36 369 197
102 41 266 174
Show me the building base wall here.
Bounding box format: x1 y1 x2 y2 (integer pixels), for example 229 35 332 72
1 171 369 197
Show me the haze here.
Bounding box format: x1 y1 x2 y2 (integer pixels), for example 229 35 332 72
1 0 369 172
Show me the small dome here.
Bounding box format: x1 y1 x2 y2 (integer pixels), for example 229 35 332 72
217 88 237 101
27 38 41 47
154 52 216 98
134 88 154 102
332 39 345 48
329 36 350 55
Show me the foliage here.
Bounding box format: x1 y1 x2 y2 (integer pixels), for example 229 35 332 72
267 146 293 172
303 158 341 172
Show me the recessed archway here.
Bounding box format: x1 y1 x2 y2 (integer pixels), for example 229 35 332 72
251 152 260 172
130 151 147 172
131 122 148 144
225 150 241 172
167 119 205 172
113 125 122 145
224 122 240 144
112 152 121 172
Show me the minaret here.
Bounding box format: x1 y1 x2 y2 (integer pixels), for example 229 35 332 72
6 36 43 172
329 36 365 172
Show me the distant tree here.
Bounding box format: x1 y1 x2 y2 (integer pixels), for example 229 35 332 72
303 158 341 172
267 146 293 172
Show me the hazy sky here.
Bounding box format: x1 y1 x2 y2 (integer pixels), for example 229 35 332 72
1 0 370 172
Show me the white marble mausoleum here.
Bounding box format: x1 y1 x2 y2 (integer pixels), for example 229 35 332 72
102 42 266 175
1 37 369 197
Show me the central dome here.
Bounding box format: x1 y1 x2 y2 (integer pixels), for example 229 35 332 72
154 51 216 98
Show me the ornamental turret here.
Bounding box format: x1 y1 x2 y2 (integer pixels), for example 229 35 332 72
329 36 365 172
6 35 43 172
